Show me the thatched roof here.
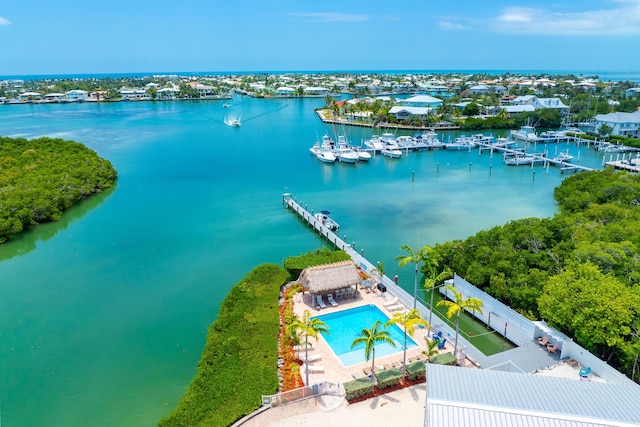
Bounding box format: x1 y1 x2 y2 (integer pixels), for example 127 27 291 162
299 261 362 294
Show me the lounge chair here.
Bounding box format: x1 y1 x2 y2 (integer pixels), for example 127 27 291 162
351 371 364 379
307 365 324 373
432 331 443 342
437 338 447 350
579 366 591 378
327 293 338 307
388 304 405 311
538 335 549 346
547 343 558 353
383 296 399 307
303 354 322 363
293 344 313 352
316 295 327 309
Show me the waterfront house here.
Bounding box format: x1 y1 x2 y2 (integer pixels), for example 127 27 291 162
19 91 42 102
388 106 432 121
275 87 296 96
401 94 443 108
303 86 329 96
44 93 65 102
594 110 640 137
511 95 569 114
66 89 89 102
156 87 178 100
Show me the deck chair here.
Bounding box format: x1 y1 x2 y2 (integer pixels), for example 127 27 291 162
538 335 549 346
316 295 327 309
432 331 443 342
383 296 399 307
547 343 558 353
307 365 324 373
327 293 338 307
437 338 447 349
303 354 322 363
579 366 591 378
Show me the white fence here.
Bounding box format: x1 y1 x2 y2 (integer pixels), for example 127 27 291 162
261 381 340 407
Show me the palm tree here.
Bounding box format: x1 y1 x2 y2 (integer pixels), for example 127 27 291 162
436 285 483 356
371 261 385 287
385 309 428 381
351 320 396 376
423 267 452 335
396 244 433 309
422 336 440 361
287 309 330 386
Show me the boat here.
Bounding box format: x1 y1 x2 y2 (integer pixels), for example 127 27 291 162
555 151 574 162
444 135 475 150
502 153 541 165
314 210 339 231
354 147 372 161
316 151 336 163
493 137 516 148
310 134 337 163
414 130 445 149
364 135 385 151
510 125 541 143
224 115 241 127
538 130 568 142
470 134 495 144
395 135 415 149
381 147 402 158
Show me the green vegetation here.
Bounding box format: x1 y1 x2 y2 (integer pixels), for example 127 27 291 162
0 136 117 243
343 377 375 401
351 320 396 375
374 367 403 390
404 361 426 380
283 247 351 277
287 309 330 386
437 285 484 355
431 168 640 377
385 309 428 380
159 264 289 427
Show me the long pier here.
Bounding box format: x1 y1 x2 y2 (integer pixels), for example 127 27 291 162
474 142 595 172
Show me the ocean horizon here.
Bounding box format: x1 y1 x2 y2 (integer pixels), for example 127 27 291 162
2 69 640 82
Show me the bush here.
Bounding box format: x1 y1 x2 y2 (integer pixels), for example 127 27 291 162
404 362 426 381
159 263 289 427
343 377 374 401
283 248 351 278
375 368 402 389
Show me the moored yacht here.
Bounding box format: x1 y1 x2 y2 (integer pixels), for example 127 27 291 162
510 125 541 143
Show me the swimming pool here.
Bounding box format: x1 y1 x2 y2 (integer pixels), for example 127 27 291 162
312 304 419 366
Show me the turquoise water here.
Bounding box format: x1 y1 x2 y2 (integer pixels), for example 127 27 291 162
0 97 609 426
312 304 418 366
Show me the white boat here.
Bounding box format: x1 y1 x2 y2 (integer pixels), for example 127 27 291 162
510 125 541 143
316 151 336 163
554 150 574 162
492 137 516 148
539 130 567 142
395 135 415 149
444 135 475 150
224 115 241 127
414 130 445 149
503 153 541 165
332 135 359 163
314 210 339 231
381 148 402 158
470 134 495 144
364 135 385 151
354 147 372 161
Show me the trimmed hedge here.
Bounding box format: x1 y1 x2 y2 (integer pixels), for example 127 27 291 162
283 247 351 278
344 377 374 401
375 368 403 390
159 264 289 427
405 362 426 381
429 352 458 366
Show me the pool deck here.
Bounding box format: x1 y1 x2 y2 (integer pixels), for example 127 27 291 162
291 287 469 387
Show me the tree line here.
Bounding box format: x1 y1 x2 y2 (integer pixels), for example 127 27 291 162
0 136 118 242
429 168 640 378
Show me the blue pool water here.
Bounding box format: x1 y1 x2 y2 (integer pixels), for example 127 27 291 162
313 304 418 366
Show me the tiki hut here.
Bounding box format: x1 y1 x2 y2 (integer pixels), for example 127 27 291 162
299 261 362 306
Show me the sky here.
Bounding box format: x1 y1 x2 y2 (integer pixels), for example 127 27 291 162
1 0 639 76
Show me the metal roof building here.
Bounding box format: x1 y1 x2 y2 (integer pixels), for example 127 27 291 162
425 364 640 427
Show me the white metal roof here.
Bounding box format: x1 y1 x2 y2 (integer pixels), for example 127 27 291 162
595 110 640 124
402 94 443 104
425 364 640 427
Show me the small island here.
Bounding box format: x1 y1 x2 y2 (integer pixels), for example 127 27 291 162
0 136 118 243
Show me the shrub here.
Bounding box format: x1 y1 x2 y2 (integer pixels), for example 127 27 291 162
405 361 426 381
159 263 289 427
283 248 351 278
375 368 402 389
343 377 374 401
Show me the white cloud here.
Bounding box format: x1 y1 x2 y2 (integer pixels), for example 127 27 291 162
438 20 465 30
289 12 370 22
493 2 640 35
0 16 12 25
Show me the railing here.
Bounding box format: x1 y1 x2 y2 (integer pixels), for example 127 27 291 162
261 381 340 407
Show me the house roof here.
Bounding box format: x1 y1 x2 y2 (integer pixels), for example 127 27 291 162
425 364 640 427
595 110 640 124
496 105 536 113
298 261 361 294
388 106 432 115
402 94 443 104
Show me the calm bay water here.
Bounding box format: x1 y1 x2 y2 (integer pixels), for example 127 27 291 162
0 98 609 426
